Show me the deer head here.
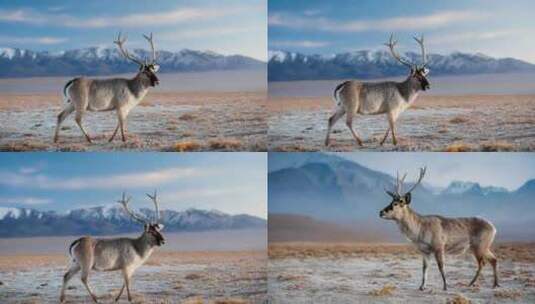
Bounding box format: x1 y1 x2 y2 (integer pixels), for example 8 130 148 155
114 32 160 87
385 34 430 91
380 167 426 220
117 190 165 246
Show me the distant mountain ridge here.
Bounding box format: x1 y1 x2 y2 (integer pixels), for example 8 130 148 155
0 206 266 237
268 49 535 81
268 153 535 241
0 46 265 78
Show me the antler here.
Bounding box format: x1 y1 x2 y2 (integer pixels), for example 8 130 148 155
117 192 147 225
396 171 408 195
146 189 160 222
413 34 427 68
385 33 414 69
405 167 427 194
114 32 144 66
385 167 426 197
142 33 157 64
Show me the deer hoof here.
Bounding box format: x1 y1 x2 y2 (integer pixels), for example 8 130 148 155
419 286 425 291
493 283 501 288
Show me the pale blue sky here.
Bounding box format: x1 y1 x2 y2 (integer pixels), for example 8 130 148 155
0 153 267 218
269 0 535 63
338 153 535 190
0 0 267 60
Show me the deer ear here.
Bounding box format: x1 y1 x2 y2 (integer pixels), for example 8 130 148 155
144 223 149 231
155 224 164 231
404 193 411 205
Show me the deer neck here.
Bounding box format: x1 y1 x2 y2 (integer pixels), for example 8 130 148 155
396 207 423 243
397 76 420 104
133 232 155 259
127 72 151 100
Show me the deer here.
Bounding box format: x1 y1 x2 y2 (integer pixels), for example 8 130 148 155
325 34 430 147
54 32 160 144
379 167 499 291
60 191 165 303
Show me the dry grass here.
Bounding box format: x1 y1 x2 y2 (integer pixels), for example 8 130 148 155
173 141 202 152
493 289 523 300
180 297 248 304
444 141 475 152
276 274 305 282
179 113 197 121
270 242 535 263
1 141 51 152
271 144 312 152
368 284 396 297
213 299 248 304
480 140 514 152
449 116 470 124
182 297 205 304
208 138 242 150
269 242 418 260
184 273 204 280
446 294 471 304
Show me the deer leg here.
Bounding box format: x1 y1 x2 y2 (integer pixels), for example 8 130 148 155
434 249 447 291
345 112 363 146
123 267 135 302
115 283 125 302
60 263 80 303
419 255 429 291
486 250 500 288
74 111 92 143
387 112 398 145
379 127 390 146
325 108 345 146
109 122 120 142
54 103 75 143
80 270 99 303
469 255 484 287
117 109 128 142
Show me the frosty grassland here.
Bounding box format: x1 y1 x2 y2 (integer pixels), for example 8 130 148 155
0 229 268 303
268 73 535 152
0 70 267 152
268 243 535 304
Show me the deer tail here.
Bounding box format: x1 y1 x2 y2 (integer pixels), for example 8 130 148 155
333 81 349 107
62 78 76 103
68 238 82 257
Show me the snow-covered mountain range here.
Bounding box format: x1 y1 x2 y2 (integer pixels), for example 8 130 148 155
441 181 508 196
0 206 266 237
0 47 265 77
268 49 535 81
